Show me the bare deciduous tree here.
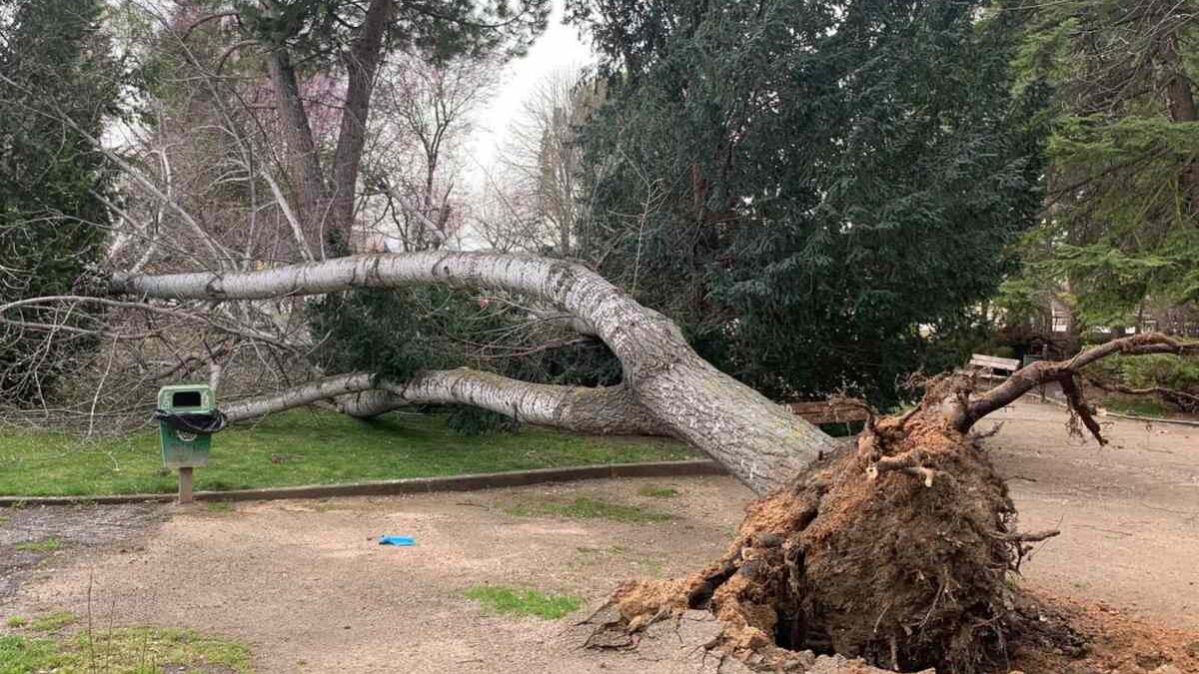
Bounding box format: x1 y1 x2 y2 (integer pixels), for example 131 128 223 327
5 3 1199 671
362 52 497 252
491 66 602 256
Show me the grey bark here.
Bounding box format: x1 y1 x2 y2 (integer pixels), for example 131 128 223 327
112 252 837 494
329 0 392 241
222 369 664 437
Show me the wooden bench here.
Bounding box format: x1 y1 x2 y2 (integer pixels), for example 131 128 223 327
967 353 1022 379
787 400 870 426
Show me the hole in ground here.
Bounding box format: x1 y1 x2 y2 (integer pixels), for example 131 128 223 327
772 611 941 673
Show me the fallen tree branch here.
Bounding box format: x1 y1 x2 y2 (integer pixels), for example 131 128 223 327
222 368 668 437
951 333 1198 438
1079 371 1199 413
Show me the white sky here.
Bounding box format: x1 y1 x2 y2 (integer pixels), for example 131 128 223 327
464 3 593 186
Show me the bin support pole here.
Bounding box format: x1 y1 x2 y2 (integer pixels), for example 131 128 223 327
178 467 194 504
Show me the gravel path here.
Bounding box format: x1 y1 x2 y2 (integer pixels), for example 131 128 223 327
0 503 163 601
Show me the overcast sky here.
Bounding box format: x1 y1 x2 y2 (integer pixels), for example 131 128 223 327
464 3 593 185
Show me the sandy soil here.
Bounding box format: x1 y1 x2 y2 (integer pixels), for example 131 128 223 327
1 399 1197 673
0 503 162 601
981 400 1199 631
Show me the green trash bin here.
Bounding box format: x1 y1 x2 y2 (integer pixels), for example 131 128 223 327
156 384 224 469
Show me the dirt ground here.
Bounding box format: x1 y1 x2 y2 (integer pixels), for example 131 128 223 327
982 400 1199 631
0 503 162 602
1 398 1197 673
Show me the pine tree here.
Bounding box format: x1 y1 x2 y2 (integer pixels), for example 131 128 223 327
1006 0 1199 331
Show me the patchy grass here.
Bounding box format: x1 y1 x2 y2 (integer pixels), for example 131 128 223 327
205 501 234 513
637 485 679 498
0 627 252 674
5 616 27 628
1101 397 1171 419
0 634 61 674
0 410 693 497
30 611 77 633
571 545 666 576
505 496 673 524
77 627 252 673
464 585 582 620
0 516 9 525
15 538 62 553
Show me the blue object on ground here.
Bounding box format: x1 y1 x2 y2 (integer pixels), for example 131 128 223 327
378 535 415 547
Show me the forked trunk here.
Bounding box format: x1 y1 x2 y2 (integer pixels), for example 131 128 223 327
111 252 838 494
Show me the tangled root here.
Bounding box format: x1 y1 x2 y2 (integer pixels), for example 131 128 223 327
595 413 1041 673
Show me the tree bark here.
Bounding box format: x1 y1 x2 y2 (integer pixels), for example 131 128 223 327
111 252 837 494
329 0 392 243
1159 30 1199 207
266 48 327 254
222 368 666 436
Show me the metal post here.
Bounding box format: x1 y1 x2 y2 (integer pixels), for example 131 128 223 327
178 466 194 504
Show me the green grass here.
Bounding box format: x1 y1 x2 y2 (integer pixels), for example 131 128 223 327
1101 397 1171 418
15 538 62 553
29 611 76 633
0 410 693 497
205 501 234 513
464 585 582 620
0 634 60 674
637 485 679 498
5 616 27 628
0 627 251 674
505 496 673 523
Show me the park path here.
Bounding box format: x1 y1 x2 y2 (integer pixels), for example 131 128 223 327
3 477 750 673
2 398 1197 672
983 400 1199 630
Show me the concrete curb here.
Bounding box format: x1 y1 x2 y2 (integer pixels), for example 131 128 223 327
0 459 727 507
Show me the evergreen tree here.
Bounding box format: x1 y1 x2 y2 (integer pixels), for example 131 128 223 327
1005 0 1199 331
0 0 120 403
567 0 1048 403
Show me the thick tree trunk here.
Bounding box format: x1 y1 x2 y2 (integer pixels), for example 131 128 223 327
96 251 1199 671
223 368 665 437
110 252 837 494
266 49 326 253
329 0 391 243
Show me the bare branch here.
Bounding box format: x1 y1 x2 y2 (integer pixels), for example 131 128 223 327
952 333 1197 436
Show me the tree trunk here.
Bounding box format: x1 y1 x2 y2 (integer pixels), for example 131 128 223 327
1159 30 1199 208
110 252 837 494
266 48 326 254
103 252 1199 672
328 0 391 245
223 368 665 437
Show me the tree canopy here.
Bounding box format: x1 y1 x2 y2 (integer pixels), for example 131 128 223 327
565 0 1049 403
1004 0 1199 330
0 0 121 403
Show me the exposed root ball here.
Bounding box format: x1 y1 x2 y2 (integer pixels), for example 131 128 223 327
599 414 1028 673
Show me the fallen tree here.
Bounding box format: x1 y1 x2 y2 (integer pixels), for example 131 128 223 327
111 251 839 495
105 252 1195 672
